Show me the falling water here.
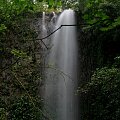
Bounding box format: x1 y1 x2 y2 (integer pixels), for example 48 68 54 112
45 9 78 120
42 12 46 30
42 12 47 45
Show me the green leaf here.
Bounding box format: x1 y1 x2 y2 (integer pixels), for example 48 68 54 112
48 0 54 7
113 17 120 27
11 49 27 58
0 24 7 32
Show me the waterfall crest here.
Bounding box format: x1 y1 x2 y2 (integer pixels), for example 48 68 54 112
44 9 78 120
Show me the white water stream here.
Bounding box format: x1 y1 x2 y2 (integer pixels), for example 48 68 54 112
44 9 78 120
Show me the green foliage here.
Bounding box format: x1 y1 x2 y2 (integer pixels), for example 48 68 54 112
47 0 62 9
33 1 49 12
0 24 7 33
113 56 120 68
8 95 43 120
78 60 120 120
0 0 33 18
0 95 43 120
11 49 28 58
82 0 120 31
63 0 79 11
0 1 45 119
0 53 43 119
0 108 7 120
33 0 63 12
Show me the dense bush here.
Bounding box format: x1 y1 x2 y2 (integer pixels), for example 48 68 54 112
8 96 43 120
0 95 43 120
81 0 120 31
78 59 120 120
0 1 45 120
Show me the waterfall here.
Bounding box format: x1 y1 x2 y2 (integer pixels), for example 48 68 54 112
44 9 78 120
42 12 47 46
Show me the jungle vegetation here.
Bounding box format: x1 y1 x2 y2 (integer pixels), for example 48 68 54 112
0 0 120 120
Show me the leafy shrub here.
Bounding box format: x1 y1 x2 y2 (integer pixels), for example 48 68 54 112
78 66 120 120
0 108 7 120
7 95 43 120
63 0 79 11
82 0 120 31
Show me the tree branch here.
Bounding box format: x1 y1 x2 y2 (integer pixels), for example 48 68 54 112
0 58 20 72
